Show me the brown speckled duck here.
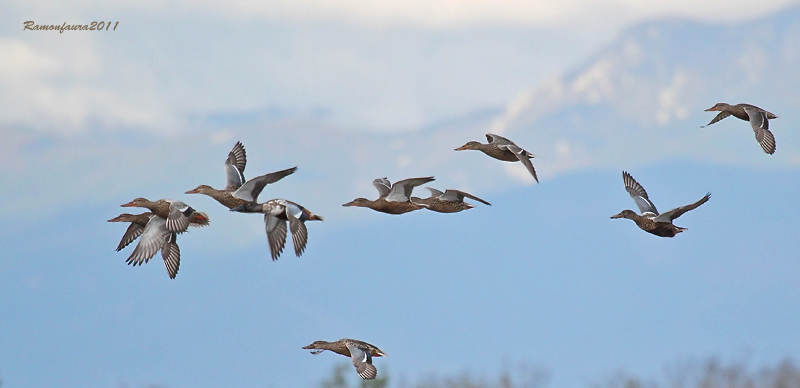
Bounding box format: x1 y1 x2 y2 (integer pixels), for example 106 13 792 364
186 142 297 209
343 177 435 215
611 171 710 238
121 198 209 233
230 199 323 260
703 103 777 154
411 187 491 213
455 134 538 183
303 339 387 380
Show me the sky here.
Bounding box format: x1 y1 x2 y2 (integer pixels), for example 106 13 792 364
1 1 800 388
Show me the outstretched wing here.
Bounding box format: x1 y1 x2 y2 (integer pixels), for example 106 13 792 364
425 187 444 198
385 177 435 202
622 171 659 216
160 232 180 279
440 189 491 205
232 167 298 202
225 142 248 190
264 213 288 261
373 178 392 198
701 111 731 127
346 344 377 380
285 204 309 257
743 106 776 154
654 193 710 223
127 216 168 266
506 145 538 183
116 223 145 251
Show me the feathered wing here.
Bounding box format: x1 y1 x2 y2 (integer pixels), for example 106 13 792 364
654 193 711 223
385 177 435 202
702 111 731 127
116 223 145 251
225 141 248 190
440 189 491 205
744 106 776 154
286 206 309 257
425 187 444 198
346 345 377 380
165 201 192 233
486 133 512 146
160 232 180 279
127 216 168 266
505 144 539 183
373 178 392 198
232 167 298 202
622 171 659 216
264 213 288 261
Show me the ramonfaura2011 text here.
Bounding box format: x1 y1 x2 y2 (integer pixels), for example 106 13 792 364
23 21 118 33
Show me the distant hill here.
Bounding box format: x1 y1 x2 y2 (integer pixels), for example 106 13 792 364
489 6 800 174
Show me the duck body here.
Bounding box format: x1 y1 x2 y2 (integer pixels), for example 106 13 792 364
611 171 710 238
411 187 491 213
231 199 323 260
121 198 209 233
704 103 777 154
186 142 297 208
303 339 387 380
610 210 687 237
343 177 434 215
455 134 538 182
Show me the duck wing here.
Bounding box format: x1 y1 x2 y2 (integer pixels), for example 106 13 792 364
743 106 776 154
346 344 377 380
224 142 247 191
285 204 309 257
702 111 731 127
165 200 194 233
654 193 710 223
160 232 180 279
373 178 392 199
623 171 659 217
506 144 539 183
440 189 491 205
127 215 168 266
116 223 145 251
232 167 298 202
264 213 288 261
425 187 444 198
385 177 435 202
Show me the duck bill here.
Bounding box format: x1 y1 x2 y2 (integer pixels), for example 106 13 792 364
704 106 719 112
185 188 200 194
342 201 356 207
610 212 624 219
301 343 316 349
107 215 125 222
454 144 469 151
120 201 136 207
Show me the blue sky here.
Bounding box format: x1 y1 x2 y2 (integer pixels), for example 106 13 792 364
2 1 800 387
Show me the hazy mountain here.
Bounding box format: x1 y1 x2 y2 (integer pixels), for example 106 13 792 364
489 6 800 175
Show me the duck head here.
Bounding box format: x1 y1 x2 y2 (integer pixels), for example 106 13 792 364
610 210 637 219
185 185 213 194
121 198 150 207
454 141 481 151
704 103 731 112
343 198 371 207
